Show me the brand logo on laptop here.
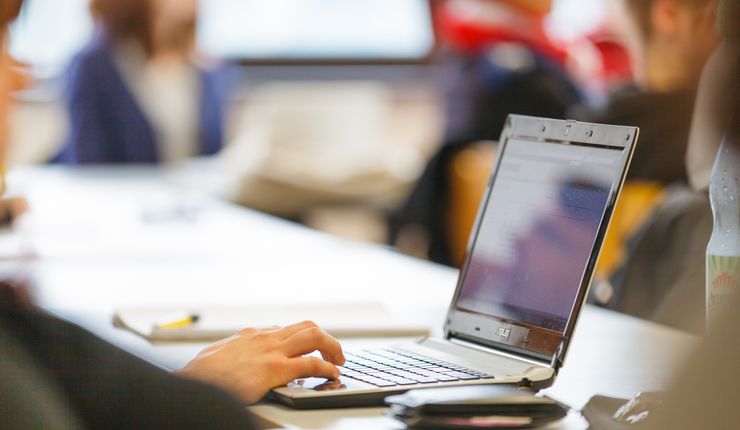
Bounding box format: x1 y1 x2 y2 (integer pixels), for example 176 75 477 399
496 327 511 338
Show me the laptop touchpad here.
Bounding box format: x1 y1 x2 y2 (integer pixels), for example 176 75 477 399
288 377 371 391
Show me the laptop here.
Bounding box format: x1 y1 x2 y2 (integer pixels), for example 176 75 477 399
271 115 638 409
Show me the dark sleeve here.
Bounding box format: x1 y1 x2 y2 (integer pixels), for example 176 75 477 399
388 141 463 266
198 66 234 156
569 88 694 185
608 189 712 334
0 304 255 430
56 51 116 164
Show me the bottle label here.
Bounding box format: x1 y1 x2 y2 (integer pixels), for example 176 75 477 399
707 255 740 329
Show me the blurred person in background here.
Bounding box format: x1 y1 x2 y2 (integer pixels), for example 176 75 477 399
587 2 740 427
591 0 736 335
390 0 584 267
572 0 718 185
571 0 716 282
55 0 226 164
0 0 25 169
651 0 740 423
432 0 582 146
2 6 345 427
0 0 27 224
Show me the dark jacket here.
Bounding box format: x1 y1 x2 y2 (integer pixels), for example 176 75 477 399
608 187 712 334
570 86 696 185
0 286 254 429
56 32 225 164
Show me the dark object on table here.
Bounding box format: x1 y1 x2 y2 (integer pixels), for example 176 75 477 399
385 385 568 429
582 393 664 430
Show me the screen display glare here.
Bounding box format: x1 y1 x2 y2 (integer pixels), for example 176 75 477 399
456 138 623 333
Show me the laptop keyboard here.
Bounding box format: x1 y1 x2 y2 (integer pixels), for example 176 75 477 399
339 348 495 387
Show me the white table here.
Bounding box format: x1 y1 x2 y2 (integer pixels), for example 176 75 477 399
5 166 697 429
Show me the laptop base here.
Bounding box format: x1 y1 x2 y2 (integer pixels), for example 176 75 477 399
270 339 556 409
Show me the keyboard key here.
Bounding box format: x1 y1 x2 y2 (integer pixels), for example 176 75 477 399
394 371 424 379
409 369 437 376
353 375 376 382
442 371 480 380
408 376 438 384
365 378 397 387
433 374 460 381
384 377 417 385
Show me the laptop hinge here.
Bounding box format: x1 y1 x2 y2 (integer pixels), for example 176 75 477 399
550 340 565 371
448 336 551 368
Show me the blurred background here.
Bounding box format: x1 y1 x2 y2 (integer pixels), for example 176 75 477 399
7 0 704 280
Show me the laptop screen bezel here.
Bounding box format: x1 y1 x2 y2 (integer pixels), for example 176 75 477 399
443 115 638 368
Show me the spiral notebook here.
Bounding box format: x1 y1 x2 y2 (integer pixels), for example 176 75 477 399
113 303 429 342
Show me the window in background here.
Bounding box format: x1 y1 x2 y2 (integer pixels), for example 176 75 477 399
7 0 607 77
9 0 93 79
197 0 436 62
546 0 608 41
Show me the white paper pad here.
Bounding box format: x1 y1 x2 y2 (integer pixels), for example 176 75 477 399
113 303 430 342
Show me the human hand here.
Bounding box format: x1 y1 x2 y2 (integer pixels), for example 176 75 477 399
177 321 345 404
0 197 29 225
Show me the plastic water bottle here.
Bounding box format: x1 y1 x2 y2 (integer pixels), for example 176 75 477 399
706 136 740 333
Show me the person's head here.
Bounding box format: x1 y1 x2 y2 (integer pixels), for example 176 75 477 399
90 0 154 52
151 0 198 56
90 0 197 58
624 0 719 91
720 0 740 141
0 0 23 28
718 0 740 47
685 0 740 189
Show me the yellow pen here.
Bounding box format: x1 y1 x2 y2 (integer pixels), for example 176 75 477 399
154 313 200 330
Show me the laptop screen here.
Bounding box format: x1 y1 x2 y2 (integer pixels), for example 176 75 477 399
450 132 628 359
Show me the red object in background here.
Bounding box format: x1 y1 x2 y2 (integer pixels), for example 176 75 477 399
430 0 636 93
433 1 569 65
591 39 634 86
